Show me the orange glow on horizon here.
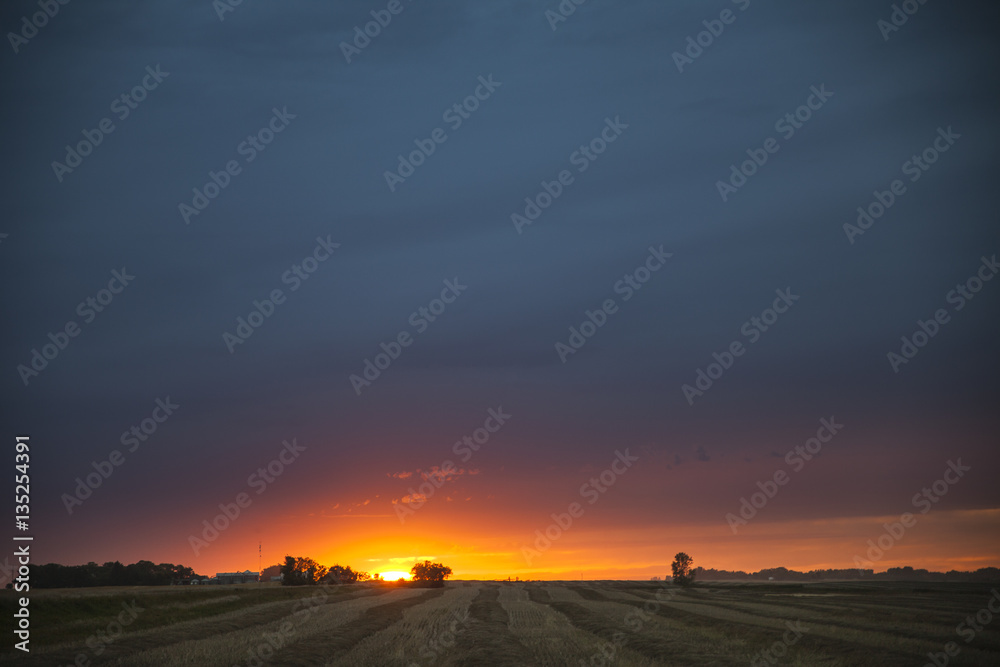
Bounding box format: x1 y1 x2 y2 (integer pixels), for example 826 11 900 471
75 506 998 583
302 509 1000 581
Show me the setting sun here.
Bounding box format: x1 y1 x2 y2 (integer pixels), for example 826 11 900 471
377 570 411 581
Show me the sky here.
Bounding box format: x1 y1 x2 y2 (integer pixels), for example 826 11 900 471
1 0 998 582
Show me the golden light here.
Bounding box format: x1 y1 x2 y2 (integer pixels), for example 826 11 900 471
377 570 411 581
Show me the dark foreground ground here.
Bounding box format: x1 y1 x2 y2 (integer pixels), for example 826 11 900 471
2 580 999 665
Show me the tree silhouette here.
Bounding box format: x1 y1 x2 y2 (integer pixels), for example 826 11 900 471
109 560 127 586
28 560 203 588
410 561 452 587
280 556 327 586
326 564 360 584
671 552 695 587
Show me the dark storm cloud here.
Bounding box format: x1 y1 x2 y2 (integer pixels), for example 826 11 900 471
1 0 998 566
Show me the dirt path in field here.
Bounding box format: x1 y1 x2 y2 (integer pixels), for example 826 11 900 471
1 587 388 666
278 587 446 665
444 583 536 667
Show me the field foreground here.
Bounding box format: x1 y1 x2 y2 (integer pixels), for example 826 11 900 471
3 580 999 665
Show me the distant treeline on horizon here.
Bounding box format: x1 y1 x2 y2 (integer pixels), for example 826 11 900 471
10 561 1000 589
12 560 204 589
691 565 1000 582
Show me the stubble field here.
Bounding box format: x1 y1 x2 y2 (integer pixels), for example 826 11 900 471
3 580 999 666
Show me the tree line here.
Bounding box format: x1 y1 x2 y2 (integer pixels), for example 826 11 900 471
18 554 996 590
19 560 204 589
668 554 1000 586
11 557 455 589
691 565 1000 582
279 556 452 587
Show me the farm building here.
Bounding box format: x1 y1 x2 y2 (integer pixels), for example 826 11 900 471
214 570 258 584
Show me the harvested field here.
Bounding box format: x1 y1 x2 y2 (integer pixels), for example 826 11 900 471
3 581 999 665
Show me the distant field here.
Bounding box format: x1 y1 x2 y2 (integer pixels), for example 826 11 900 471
3 580 999 665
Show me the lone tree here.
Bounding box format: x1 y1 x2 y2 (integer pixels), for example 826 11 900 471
410 561 452 587
671 552 695 587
